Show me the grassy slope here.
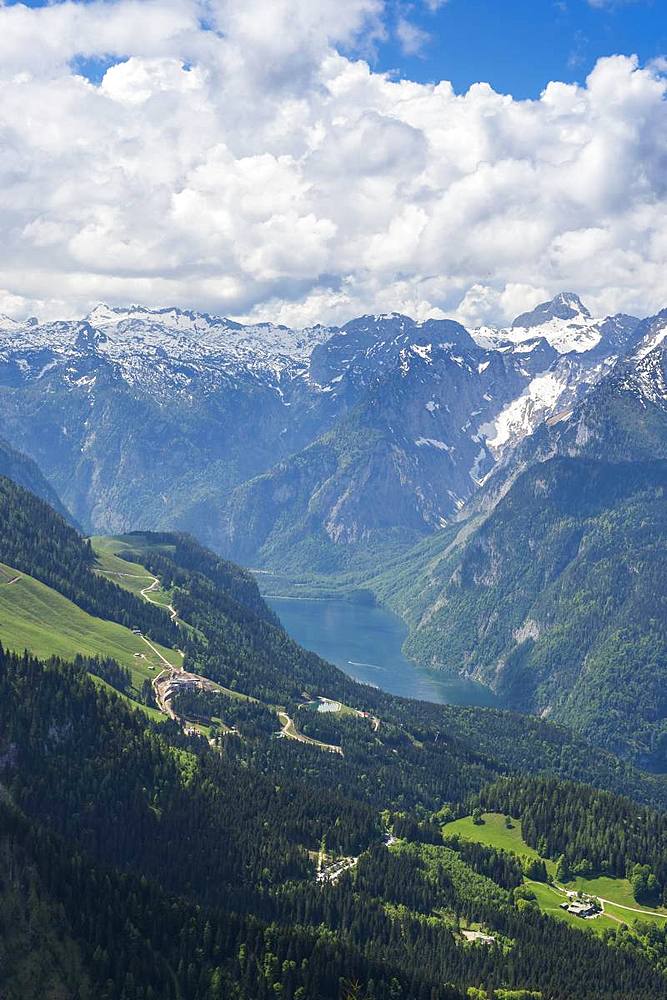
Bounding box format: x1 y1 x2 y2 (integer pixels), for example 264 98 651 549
91 535 176 609
0 560 180 692
444 812 667 932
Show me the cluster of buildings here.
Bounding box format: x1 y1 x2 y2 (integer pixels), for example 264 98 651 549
560 893 600 919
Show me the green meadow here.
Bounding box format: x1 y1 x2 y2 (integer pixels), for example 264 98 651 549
0 560 180 692
444 812 667 932
91 535 175 610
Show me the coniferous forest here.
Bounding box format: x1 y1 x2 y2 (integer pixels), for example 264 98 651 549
0 477 666 999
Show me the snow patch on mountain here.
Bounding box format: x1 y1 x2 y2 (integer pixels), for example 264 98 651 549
481 371 567 453
618 344 667 407
411 343 433 363
415 437 452 452
635 320 667 360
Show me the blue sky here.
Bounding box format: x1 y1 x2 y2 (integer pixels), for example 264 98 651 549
375 0 666 97
8 0 666 97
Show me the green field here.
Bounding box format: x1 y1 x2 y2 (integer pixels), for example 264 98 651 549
444 812 667 931
91 535 175 611
526 880 618 932
0 561 181 692
445 813 551 867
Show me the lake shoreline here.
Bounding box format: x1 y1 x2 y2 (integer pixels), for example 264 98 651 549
265 592 500 710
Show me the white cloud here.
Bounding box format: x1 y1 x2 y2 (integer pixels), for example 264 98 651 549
396 16 430 56
0 1 664 326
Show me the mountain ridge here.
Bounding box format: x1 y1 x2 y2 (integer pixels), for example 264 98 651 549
0 291 658 569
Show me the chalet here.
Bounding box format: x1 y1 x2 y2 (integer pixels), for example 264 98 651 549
561 899 598 918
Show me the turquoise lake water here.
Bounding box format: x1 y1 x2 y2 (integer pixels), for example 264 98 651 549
266 595 499 708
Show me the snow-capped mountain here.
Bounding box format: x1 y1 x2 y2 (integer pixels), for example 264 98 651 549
0 293 658 567
472 295 641 463
477 333 667 523
632 308 667 362
389 338 667 768
0 304 335 393
473 292 637 355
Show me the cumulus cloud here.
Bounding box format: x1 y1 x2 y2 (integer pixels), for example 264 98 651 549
0 0 665 327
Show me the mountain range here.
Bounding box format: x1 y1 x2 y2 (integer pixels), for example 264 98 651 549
1 291 667 998
0 292 654 566
371 333 667 767
0 290 665 765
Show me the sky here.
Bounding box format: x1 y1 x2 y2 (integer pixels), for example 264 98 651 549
0 0 665 327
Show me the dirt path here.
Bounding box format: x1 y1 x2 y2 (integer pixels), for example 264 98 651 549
140 576 178 622
277 711 343 755
99 569 178 623
595 897 667 917
136 570 343 758
140 634 173 670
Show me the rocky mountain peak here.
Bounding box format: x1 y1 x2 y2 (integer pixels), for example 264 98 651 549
512 292 591 329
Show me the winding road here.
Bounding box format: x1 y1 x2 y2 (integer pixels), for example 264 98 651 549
277 711 343 755
105 562 348 754
140 576 178 622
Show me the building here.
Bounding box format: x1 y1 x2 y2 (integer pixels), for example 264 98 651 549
561 898 599 918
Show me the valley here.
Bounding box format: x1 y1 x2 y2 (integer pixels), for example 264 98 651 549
0 294 664 771
0 299 665 1000
2 5 666 995
0 475 666 999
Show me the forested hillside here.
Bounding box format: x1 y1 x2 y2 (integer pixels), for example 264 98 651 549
0 477 178 647
369 340 667 768
3 647 667 1000
1 478 667 997
380 456 667 768
0 436 70 520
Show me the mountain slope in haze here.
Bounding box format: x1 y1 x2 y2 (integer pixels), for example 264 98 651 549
215 323 513 569
379 342 667 768
0 295 645 565
0 435 71 521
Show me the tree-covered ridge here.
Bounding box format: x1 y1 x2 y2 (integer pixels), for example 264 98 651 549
385 456 667 768
0 477 177 646
0 435 71 521
0 465 661 811
105 527 667 810
0 481 666 995
122 529 277 623
113 535 667 803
